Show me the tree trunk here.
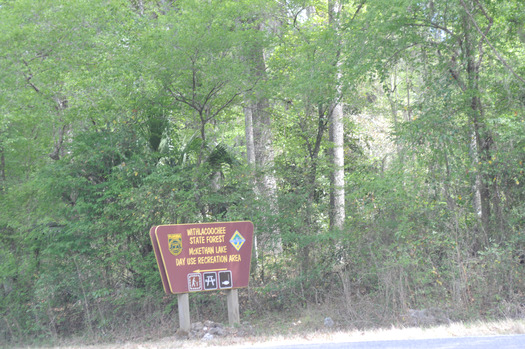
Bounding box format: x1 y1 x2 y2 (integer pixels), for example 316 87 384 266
244 31 282 253
248 99 282 252
0 144 5 184
329 102 345 230
328 0 345 231
469 131 483 219
244 106 256 166
462 6 493 240
49 98 69 161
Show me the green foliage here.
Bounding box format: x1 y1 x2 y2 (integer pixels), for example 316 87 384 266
1 0 525 345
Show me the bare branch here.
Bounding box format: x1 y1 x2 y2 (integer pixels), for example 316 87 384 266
405 20 456 38
351 1 366 22
202 81 227 109
22 60 41 93
166 85 202 112
209 89 242 121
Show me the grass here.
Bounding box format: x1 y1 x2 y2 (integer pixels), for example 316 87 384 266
17 311 525 349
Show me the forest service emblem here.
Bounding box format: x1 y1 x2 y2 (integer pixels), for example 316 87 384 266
168 234 183 256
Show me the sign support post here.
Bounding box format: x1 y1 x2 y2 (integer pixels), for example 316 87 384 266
226 289 240 326
178 293 191 333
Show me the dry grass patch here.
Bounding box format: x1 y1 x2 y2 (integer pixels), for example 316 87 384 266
33 318 525 349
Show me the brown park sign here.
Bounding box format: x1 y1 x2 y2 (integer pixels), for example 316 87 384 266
150 221 253 294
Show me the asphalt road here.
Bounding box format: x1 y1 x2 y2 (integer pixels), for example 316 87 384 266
251 334 525 349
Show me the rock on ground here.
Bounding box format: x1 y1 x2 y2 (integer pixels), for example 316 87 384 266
174 320 254 341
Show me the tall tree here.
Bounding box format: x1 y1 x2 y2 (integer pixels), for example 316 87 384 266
143 0 256 164
242 6 283 252
328 0 345 230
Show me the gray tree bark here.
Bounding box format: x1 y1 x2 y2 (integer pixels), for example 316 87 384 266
329 0 345 230
244 106 256 166
329 102 345 230
244 33 282 253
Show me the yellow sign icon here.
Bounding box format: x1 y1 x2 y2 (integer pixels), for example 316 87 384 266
168 234 183 256
230 230 246 251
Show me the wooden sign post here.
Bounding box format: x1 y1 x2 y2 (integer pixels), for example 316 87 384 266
150 222 253 330
227 289 240 325
178 293 191 332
